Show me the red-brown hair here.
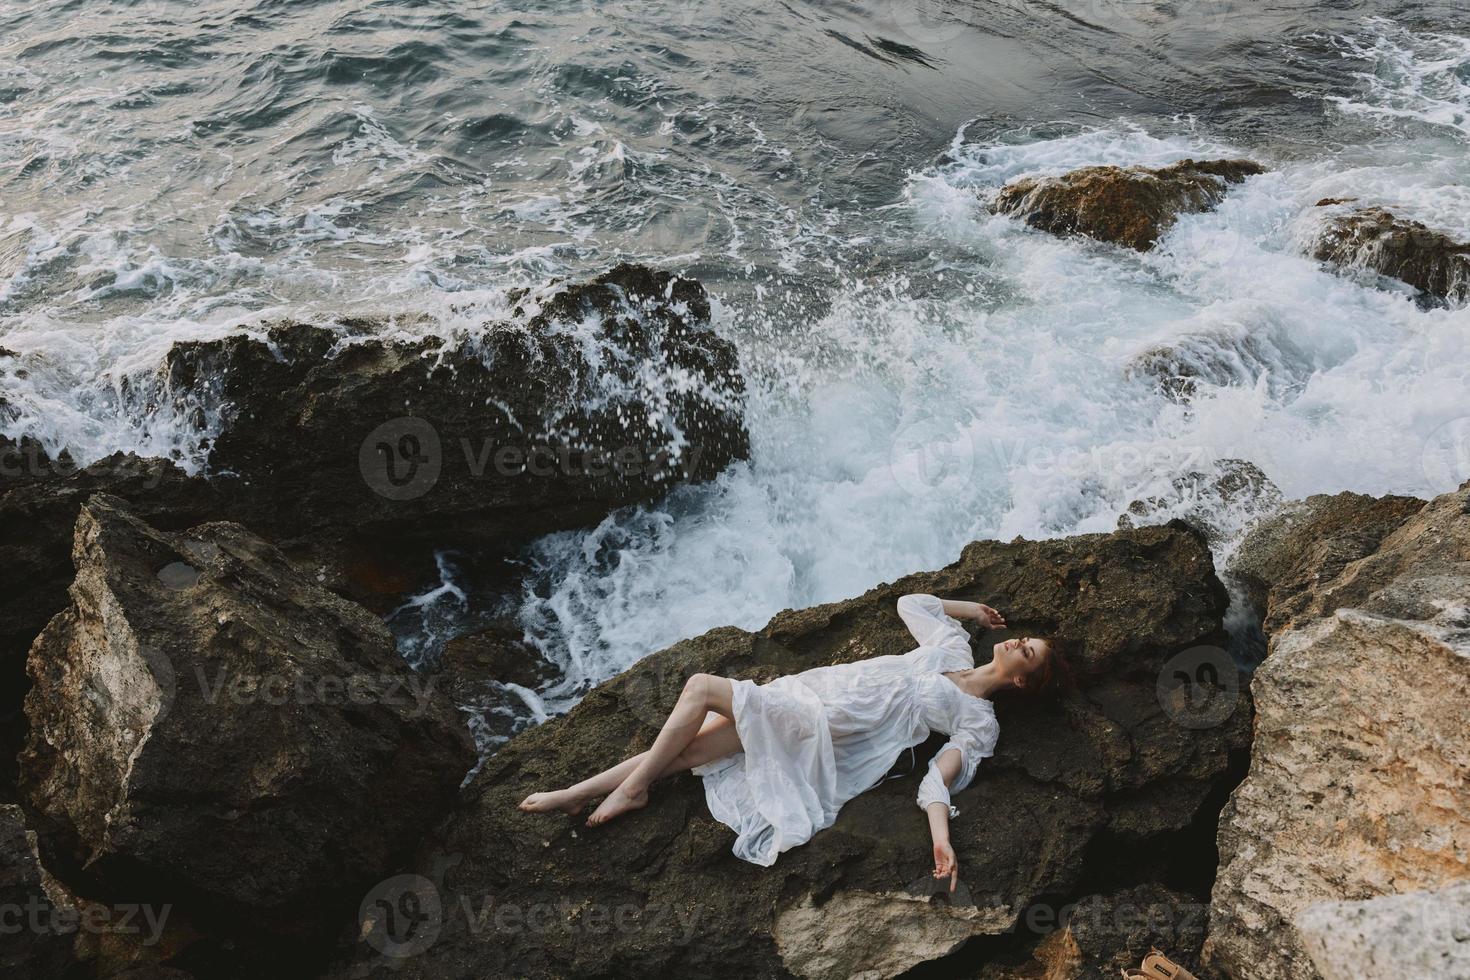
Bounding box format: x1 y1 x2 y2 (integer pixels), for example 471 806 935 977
1022 635 1074 696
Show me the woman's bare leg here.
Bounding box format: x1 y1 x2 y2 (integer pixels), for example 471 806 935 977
519 706 740 815
585 673 735 826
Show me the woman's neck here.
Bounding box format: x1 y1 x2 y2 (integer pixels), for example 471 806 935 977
953 662 1009 699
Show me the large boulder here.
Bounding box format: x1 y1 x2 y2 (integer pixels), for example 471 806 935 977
0 448 220 800
18 495 476 973
993 159 1265 251
1203 482 1470 980
1308 201 1470 306
161 263 747 559
333 521 1248 979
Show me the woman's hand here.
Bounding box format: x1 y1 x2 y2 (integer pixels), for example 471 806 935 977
932 840 958 892
973 603 1005 629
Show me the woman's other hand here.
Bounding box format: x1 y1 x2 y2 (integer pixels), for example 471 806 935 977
932 840 958 892
974 604 1005 629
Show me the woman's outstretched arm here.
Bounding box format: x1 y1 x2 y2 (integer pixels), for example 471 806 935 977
922 747 964 892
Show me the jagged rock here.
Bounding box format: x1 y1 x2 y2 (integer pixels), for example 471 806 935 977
1309 203 1470 305
0 450 220 801
1203 482 1470 980
993 159 1266 251
1295 880 1470 980
1116 459 1281 544
18 496 476 974
0 803 80 976
162 263 748 558
331 521 1248 979
1226 490 1426 634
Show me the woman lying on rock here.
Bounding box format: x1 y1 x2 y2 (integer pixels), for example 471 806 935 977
519 594 1065 887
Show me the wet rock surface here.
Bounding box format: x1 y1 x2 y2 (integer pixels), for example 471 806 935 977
1116 459 1281 545
993 159 1265 251
1309 202 1470 305
161 263 748 558
330 521 1247 980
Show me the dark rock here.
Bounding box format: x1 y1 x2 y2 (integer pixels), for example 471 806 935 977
18 495 475 972
1309 204 1470 305
331 522 1247 979
993 159 1266 251
161 263 748 559
0 452 220 801
1226 490 1426 634
0 803 80 976
436 620 564 755
440 621 559 693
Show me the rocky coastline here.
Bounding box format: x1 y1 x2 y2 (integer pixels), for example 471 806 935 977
3 212 1468 978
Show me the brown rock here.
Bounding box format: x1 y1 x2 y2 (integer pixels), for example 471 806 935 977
1226 489 1426 634
1310 204 1470 305
993 159 1266 251
1204 482 1470 980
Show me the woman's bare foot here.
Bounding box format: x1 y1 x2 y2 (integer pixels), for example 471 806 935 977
584 783 648 827
518 789 587 815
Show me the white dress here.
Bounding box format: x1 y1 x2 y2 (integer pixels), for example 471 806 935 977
691 593 1000 866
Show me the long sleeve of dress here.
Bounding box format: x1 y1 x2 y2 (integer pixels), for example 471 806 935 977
896 593 972 661
915 704 1000 817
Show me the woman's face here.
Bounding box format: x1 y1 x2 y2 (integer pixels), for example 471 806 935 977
992 636 1048 683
